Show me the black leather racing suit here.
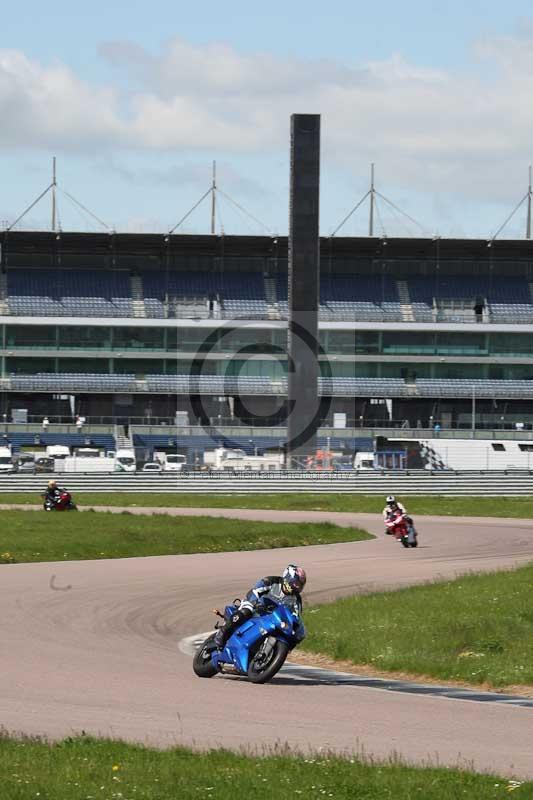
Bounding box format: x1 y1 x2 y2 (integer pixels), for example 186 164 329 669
214 576 302 648
44 487 64 507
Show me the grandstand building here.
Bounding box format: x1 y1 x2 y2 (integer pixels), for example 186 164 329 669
2 230 533 459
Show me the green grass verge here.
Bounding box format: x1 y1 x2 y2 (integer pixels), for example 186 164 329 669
1 492 532 518
0 735 528 800
301 564 533 689
0 510 371 563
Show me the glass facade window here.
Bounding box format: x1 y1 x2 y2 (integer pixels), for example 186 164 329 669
113 327 164 350
59 326 111 349
382 332 489 356
114 358 160 376
435 333 487 356
326 331 355 354
218 328 277 353
380 362 432 378
489 333 533 357
6 325 56 348
171 327 282 354
58 358 110 374
222 358 286 378
169 358 217 375
176 328 218 352
324 362 378 377
6 357 55 374
382 333 435 355
354 332 380 354
488 364 533 379
433 363 484 378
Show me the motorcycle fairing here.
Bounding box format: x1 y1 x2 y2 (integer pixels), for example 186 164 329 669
211 603 302 675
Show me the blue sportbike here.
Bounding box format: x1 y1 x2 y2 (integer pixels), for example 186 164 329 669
193 598 305 684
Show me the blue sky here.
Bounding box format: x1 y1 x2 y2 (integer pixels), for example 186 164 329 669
2 1 533 237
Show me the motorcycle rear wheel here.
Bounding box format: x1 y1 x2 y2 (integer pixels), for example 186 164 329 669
247 638 289 684
193 633 218 678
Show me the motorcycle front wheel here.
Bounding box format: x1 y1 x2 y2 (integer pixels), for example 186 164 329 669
193 633 218 678
247 638 289 684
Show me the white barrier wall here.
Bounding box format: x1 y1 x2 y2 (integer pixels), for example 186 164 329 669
420 438 533 471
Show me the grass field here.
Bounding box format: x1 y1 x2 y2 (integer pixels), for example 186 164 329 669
301 563 533 689
1 492 531 518
0 735 528 800
0 510 371 563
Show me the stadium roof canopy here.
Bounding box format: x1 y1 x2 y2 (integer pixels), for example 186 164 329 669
2 230 533 263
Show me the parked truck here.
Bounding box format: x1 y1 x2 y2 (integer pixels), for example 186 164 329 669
203 447 283 472
114 448 137 473
54 447 136 473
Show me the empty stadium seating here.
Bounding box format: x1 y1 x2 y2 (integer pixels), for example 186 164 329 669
8 270 132 317
416 378 533 398
320 275 402 320
5 267 533 324
8 372 408 397
10 373 137 392
10 371 533 399
407 277 533 322
5 432 115 454
275 274 402 321
141 271 268 319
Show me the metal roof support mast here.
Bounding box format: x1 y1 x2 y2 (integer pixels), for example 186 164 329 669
490 165 533 242
527 165 532 240
369 162 375 237
211 161 216 235
5 158 111 233
51 157 57 232
168 161 271 236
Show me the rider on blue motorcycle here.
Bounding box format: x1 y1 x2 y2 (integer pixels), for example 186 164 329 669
214 564 307 649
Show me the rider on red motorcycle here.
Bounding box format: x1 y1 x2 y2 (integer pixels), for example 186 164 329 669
383 496 418 547
44 480 63 506
43 480 76 511
383 495 406 531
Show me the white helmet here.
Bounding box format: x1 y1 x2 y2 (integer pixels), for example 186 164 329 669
386 495 396 504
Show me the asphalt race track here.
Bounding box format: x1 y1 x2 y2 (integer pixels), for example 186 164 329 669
1 508 533 778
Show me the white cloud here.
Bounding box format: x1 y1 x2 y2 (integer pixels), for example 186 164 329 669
1 31 533 206
0 50 123 150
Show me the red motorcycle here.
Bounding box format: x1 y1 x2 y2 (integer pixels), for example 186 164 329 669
385 510 418 548
42 490 78 512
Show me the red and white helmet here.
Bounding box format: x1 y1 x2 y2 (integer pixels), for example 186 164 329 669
282 564 307 595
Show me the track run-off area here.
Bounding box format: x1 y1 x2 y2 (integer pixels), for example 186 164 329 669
1 506 533 778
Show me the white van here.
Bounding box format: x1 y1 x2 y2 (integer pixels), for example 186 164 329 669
115 449 136 473
0 446 14 473
162 453 186 472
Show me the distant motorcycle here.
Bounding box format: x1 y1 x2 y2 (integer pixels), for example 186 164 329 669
193 597 305 684
385 510 418 548
42 490 78 512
